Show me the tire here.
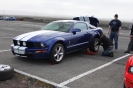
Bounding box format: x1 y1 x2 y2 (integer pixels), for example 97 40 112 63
123 83 126 88
0 64 14 81
50 43 65 64
89 38 100 52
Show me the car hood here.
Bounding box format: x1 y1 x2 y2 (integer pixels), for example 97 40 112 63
14 30 67 42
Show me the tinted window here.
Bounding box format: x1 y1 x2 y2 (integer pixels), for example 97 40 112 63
41 22 73 32
74 23 88 31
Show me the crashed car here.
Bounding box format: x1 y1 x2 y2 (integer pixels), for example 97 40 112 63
11 20 103 64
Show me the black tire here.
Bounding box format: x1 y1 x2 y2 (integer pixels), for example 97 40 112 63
89 38 100 52
123 83 126 88
0 65 14 81
50 43 65 64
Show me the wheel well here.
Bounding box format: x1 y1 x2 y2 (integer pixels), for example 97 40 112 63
95 35 100 39
52 41 66 52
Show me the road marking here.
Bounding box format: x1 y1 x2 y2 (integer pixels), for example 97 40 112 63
58 54 131 87
0 49 68 88
0 37 13 39
0 49 11 52
14 69 69 88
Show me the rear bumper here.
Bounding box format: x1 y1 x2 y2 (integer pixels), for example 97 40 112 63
11 44 50 58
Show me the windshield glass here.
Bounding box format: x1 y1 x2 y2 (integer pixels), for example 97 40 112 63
41 22 73 32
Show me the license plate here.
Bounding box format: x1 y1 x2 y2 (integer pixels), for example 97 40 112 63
14 49 18 53
14 49 25 54
18 50 25 54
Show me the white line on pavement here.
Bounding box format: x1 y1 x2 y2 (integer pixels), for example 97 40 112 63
14 69 69 88
0 49 68 88
58 54 131 87
0 49 11 52
0 37 13 39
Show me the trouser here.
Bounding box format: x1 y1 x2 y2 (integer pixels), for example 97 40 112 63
109 31 118 50
102 46 113 56
127 37 133 52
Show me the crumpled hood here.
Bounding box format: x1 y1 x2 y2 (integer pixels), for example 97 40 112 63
14 30 66 42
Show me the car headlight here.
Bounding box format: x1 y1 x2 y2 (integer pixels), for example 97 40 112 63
40 42 46 48
23 42 26 46
129 66 133 73
17 41 20 45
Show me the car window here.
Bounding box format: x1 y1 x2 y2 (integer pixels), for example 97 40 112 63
88 24 97 29
41 22 73 32
74 23 88 31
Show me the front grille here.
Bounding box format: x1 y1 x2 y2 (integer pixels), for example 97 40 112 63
35 42 41 48
20 41 23 46
26 42 34 48
13 40 17 46
13 40 34 48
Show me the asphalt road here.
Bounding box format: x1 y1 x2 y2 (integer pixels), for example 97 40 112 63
0 20 132 88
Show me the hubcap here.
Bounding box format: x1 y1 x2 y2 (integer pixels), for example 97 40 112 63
54 46 64 62
0 65 10 71
94 39 99 50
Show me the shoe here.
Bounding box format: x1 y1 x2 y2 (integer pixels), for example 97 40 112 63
110 52 114 57
124 51 130 53
114 50 117 52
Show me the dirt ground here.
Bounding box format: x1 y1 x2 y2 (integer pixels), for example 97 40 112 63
0 72 55 88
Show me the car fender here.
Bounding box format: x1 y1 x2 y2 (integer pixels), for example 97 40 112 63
46 37 66 53
89 29 102 43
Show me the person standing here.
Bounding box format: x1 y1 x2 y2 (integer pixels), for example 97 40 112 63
98 34 114 57
124 22 133 53
108 14 122 52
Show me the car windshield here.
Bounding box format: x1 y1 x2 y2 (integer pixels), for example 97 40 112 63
41 22 73 32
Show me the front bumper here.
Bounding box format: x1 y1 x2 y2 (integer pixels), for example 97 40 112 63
11 44 50 58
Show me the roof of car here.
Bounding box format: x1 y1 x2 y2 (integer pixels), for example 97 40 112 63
53 20 85 23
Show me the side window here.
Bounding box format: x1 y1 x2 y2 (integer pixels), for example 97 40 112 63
74 23 88 31
88 24 97 29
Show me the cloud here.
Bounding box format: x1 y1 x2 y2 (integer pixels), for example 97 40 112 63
0 0 133 21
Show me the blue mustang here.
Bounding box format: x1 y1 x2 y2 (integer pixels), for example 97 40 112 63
11 20 103 64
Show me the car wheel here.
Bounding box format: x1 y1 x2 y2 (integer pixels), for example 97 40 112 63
50 43 65 64
89 38 100 52
0 64 14 81
123 83 126 88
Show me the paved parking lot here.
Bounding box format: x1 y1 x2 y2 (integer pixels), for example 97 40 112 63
0 20 132 88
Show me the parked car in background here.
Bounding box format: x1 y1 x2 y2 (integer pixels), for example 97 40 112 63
11 20 103 64
0 16 3 20
0 16 9 20
5 17 17 21
124 55 133 88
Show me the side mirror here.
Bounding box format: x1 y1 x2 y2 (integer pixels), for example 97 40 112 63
72 28 81 34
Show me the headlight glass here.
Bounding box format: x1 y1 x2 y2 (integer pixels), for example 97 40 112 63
17 40 20 45
129 66 133 73
40 42 46 48
23 42 26 46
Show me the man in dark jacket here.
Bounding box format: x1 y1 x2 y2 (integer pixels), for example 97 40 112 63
98 34 114 57
124 23 133 53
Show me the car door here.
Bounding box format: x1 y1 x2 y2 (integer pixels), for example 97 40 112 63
67 22 89 52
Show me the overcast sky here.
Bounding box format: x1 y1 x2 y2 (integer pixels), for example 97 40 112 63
0 0 132 22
